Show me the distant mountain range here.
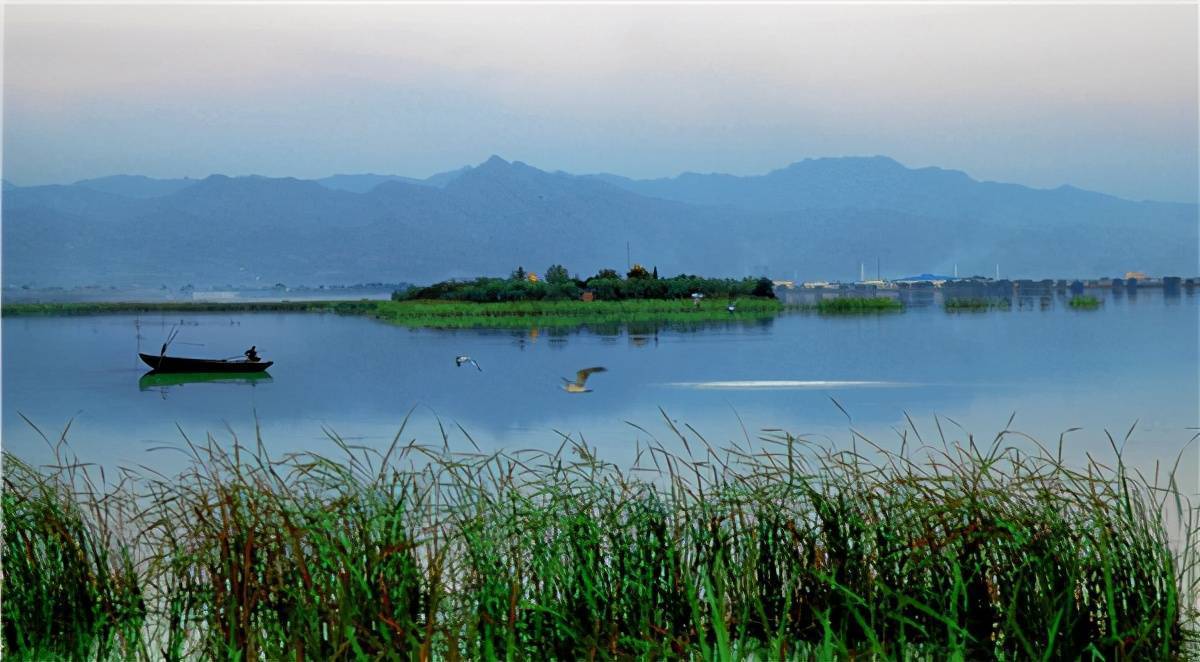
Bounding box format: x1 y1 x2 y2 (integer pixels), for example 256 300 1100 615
3 155 1195 288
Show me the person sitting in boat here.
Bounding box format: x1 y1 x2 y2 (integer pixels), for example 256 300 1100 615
244 346 260 362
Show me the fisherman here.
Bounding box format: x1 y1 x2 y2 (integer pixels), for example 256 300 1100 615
244 346 260 362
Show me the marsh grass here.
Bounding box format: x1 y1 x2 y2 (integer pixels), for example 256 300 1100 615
944 297 1013 312
372 298 782 328
1070 295 1103 310
796 297 904 314
3 417 1196 659
2 430 146 659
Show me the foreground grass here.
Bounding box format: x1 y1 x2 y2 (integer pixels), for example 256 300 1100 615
4 423 1195 659
2 457 144 659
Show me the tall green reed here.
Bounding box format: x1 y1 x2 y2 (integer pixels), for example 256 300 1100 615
2 425 145 659
3 416 1196 659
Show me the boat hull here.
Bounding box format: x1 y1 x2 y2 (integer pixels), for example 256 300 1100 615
138 353 273 373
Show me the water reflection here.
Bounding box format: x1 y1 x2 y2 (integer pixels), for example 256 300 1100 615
138 370 272 398
781 281 1200 312
1 290 1194 492
498 317 776 347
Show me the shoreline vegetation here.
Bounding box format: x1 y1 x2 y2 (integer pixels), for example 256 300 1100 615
1069 295 1102 309
0 298 784 328
944 297 1013 312
794 297 904 314
0 265 796 327
375 297 782 327
3 425 1195 659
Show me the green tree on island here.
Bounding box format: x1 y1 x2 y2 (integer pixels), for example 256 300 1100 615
544 264 571 284
396 270 779 303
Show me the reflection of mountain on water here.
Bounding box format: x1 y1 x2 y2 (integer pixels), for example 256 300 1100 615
139 371 273 391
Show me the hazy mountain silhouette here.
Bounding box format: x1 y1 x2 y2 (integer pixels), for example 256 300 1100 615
317 173 428 193
3 156 1195 288
318 166 474 193
587 156 1195 226
73 174 198 198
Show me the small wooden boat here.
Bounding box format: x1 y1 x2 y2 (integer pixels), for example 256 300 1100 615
138 353 273 373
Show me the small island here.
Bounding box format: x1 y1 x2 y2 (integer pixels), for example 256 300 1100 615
1 265 784 328
381 264 781 326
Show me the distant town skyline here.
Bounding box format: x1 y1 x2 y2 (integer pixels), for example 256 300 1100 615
3 4 1197 202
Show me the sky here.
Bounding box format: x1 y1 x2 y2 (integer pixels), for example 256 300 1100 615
3 3 1197 202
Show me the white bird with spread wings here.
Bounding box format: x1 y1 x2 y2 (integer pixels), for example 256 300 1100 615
455 355 482 371
561 366 607 393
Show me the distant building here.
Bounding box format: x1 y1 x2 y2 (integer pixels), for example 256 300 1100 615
894 273 952 286
858 279 897 289
1124 271 1149 281
580 291 595 302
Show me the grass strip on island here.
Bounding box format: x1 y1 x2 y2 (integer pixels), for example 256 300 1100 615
4 423 1195 659
372 297 782 327
1069 295 1102 309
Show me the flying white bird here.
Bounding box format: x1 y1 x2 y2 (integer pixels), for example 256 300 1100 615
561 366 607 393
455 355 482 371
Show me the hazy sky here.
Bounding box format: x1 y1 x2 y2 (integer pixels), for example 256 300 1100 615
3 3 1197 202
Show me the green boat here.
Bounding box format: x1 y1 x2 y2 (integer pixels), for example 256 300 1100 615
138 371 273 391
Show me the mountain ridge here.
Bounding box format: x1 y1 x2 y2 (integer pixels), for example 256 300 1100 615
3 155 1195 287
6 154 1188 205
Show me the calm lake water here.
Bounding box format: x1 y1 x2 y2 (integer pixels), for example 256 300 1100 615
3 289 1197 493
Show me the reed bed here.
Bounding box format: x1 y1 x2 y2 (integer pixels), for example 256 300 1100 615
944 297 1013 312
3 421 1196 659
800 297 904 314
372 298 782 328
